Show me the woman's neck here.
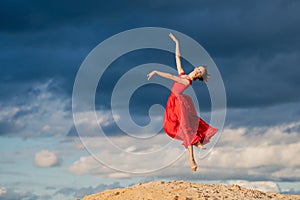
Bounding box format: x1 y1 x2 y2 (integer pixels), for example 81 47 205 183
187 72 195 80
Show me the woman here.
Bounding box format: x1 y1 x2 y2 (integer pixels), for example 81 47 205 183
147 33 218 172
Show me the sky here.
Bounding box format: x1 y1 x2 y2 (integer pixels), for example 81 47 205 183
1 0 300 199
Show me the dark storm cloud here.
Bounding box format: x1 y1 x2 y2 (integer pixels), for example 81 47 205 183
0 0 200 31
190 1 300 57
1 0 300 112
0 119 22 135
0 0 125 31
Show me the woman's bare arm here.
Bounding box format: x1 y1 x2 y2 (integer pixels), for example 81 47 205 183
147 70 189 85
169 33 184 75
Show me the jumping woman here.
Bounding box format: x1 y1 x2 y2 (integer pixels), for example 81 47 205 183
147 33 218 172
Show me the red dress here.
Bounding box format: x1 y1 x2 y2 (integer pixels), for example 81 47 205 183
163 73 218 148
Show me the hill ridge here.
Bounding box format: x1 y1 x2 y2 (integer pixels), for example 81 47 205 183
83 180 300 200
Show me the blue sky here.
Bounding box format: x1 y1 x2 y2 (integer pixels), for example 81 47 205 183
1 0 300 199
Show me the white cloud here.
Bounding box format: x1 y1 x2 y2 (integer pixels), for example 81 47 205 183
68 156 100 175
226 180 280 193
0 80 72 137
68 121 300 182
34 149 60 168
192 123 300 182
272 168 300 180
0 187 7 195
0 79 118 138
75 111 117 127
68 133 185 176
71 110 119 137
108 173 131 179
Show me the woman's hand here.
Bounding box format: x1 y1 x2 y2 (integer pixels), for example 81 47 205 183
169 33 178 43
147 70 157 80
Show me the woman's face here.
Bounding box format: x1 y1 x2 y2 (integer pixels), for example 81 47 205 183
193 66 205 78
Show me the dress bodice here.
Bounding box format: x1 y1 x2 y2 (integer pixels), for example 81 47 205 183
170 73 192 95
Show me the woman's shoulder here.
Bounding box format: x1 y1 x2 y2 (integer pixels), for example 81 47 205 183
178 73 192 85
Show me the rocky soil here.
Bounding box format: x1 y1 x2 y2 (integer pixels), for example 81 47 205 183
83 180 300 200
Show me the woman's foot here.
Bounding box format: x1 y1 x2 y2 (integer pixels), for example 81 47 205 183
191 165 197 172
190 159 197 172
195 142 207 150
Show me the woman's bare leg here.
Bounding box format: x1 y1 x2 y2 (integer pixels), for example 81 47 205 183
187 145 197 171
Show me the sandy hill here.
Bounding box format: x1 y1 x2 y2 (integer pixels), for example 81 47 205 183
83 180 300 200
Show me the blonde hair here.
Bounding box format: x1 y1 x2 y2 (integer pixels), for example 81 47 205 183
197 65 211 82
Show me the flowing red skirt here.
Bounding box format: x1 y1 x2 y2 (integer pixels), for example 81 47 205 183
163 93 218 148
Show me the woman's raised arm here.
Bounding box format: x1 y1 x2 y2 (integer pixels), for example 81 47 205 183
147 70 189 85
169 33 184 75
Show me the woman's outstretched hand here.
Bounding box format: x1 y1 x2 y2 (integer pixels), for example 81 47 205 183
169 33 178 43
147 70 156 80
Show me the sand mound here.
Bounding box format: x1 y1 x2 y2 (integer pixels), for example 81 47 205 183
83 180 300 200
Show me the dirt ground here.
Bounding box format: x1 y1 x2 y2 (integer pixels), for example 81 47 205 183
83 180 300 200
